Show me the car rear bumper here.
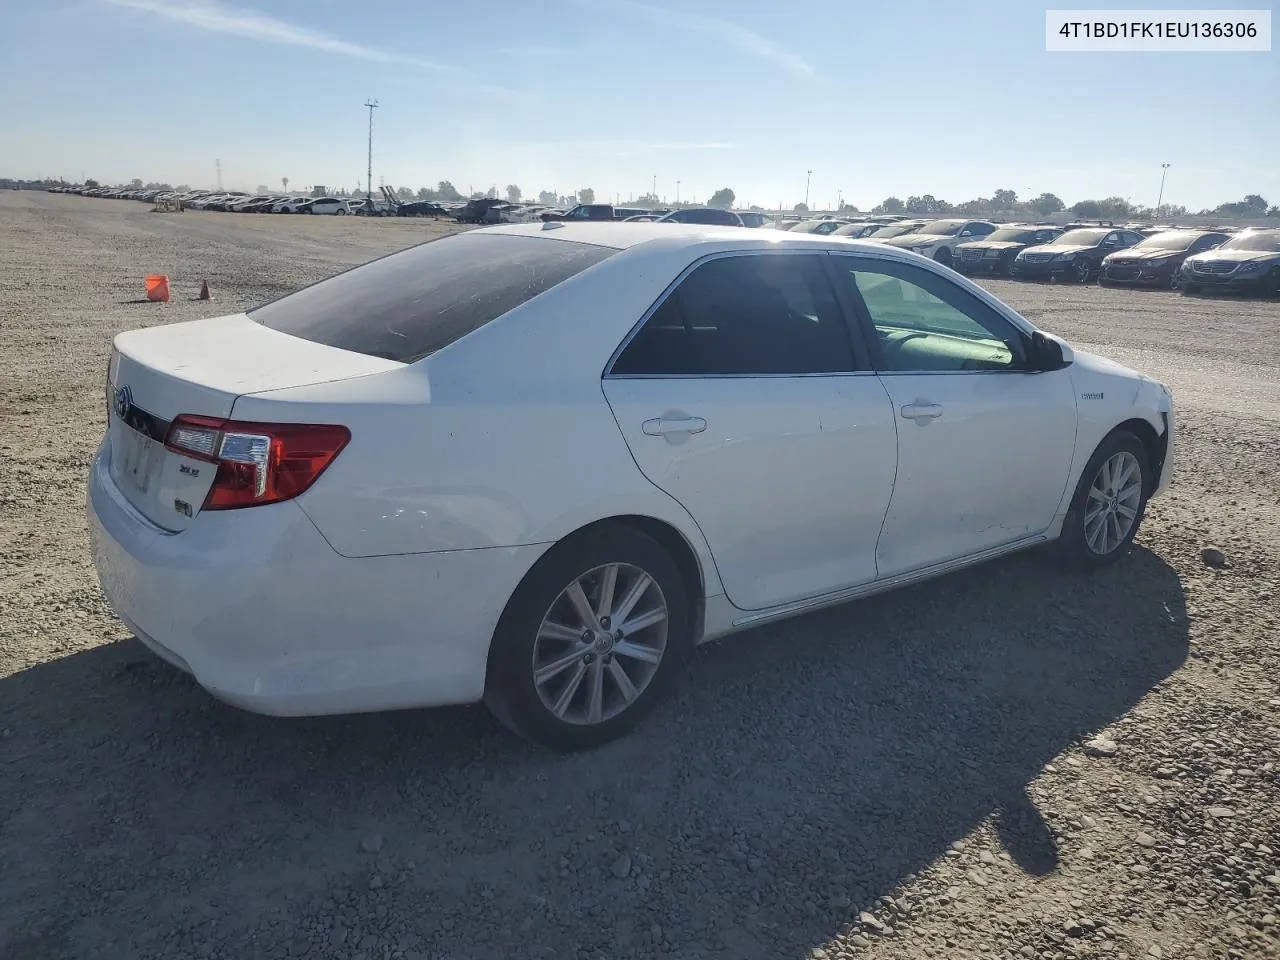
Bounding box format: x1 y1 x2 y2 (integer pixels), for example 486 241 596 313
87 443 546 716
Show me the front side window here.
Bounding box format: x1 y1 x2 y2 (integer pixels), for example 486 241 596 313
611 254 858 376
837 259 1026 373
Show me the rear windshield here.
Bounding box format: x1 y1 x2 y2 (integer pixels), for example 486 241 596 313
250 233 616 363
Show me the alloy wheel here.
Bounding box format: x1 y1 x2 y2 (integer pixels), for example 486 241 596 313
1083 451 1143 555
531 563 668 726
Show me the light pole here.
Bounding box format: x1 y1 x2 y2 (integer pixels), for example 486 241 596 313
676 180 681 205
1156 162 1170 217
805 169 812 210
364 99 379 205
837 189 843 211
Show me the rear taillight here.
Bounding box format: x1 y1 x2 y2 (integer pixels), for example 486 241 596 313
164 415 350 510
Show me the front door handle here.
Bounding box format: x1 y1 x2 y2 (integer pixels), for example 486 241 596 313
900 402 943 423
642 416 707 437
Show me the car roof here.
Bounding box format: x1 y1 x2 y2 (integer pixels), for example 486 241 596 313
476 221 948 261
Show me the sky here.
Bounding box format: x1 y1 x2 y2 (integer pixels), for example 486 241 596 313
3 0 1276 210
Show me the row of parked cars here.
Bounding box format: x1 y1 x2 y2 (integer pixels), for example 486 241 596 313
48 184 451 218
773 214 1280 297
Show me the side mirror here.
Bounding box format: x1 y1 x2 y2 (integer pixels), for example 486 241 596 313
1030 331 1070 372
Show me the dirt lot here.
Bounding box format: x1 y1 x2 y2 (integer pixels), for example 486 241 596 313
1 190 1278 960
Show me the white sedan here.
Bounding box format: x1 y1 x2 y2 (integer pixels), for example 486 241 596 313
88 224 1174 749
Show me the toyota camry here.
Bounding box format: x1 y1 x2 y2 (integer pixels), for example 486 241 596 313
88 224 1174 749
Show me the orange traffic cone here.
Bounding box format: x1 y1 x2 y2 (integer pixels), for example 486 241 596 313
145 275 170 303
198 280 212 300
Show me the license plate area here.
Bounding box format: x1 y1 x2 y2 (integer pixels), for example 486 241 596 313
110 414 165 495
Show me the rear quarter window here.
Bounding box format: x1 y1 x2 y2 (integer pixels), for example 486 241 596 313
250 233 616 363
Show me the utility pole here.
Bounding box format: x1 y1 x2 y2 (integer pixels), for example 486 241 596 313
676 180 681 204
805 169 812 210
364 99 379 206
1156 162 1170 216
837 189 843 211
215 158 222 191
652 174 657 200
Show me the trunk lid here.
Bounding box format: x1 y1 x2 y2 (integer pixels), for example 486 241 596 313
105 313 401 531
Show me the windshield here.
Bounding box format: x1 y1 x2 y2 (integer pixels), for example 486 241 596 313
872 224 923 238
1221 231 1280 252
1136 231 1201 251
1052 229 1108 245
985 228 1037 243
918 220 964 236
251 233 616 363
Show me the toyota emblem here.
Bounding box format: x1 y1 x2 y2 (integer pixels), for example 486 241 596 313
113 384 133 421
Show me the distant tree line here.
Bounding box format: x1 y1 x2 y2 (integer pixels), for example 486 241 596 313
864 189 1277 221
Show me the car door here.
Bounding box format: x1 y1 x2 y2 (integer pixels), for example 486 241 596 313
831 255 1078 578
602 251 898 611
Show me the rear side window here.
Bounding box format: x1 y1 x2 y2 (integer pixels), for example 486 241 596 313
251 233 615 363
611 254 858 376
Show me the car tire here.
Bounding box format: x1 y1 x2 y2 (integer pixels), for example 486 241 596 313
1054 429 1151 569
484 525 690 751
934 248 953 268
1169 272 1182 291
336 208 346 216
1071 259 1092 283
1181 282 1199 295
1264 267 1280 299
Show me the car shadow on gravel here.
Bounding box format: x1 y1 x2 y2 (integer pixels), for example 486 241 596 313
0 545 1187 960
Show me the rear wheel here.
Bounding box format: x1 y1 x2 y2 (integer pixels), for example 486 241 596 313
484 526 690 750
1055 429 1150 568
1071 258 1092 283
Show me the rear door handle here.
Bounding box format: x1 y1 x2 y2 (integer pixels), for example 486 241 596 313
900 402 943 423
642 416 707 437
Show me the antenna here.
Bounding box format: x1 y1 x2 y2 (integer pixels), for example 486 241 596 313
364 99 379 206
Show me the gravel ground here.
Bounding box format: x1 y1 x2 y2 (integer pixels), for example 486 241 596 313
2 190 1278 960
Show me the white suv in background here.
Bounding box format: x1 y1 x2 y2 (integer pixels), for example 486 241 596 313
881 219 998 268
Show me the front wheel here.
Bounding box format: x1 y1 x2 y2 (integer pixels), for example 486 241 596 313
1071 259 1093 283
933 248 953 268
1263 267 1280 299
1055 430 1151 568
336 208 347 216
485 526 690 750
1181 282 1200 295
